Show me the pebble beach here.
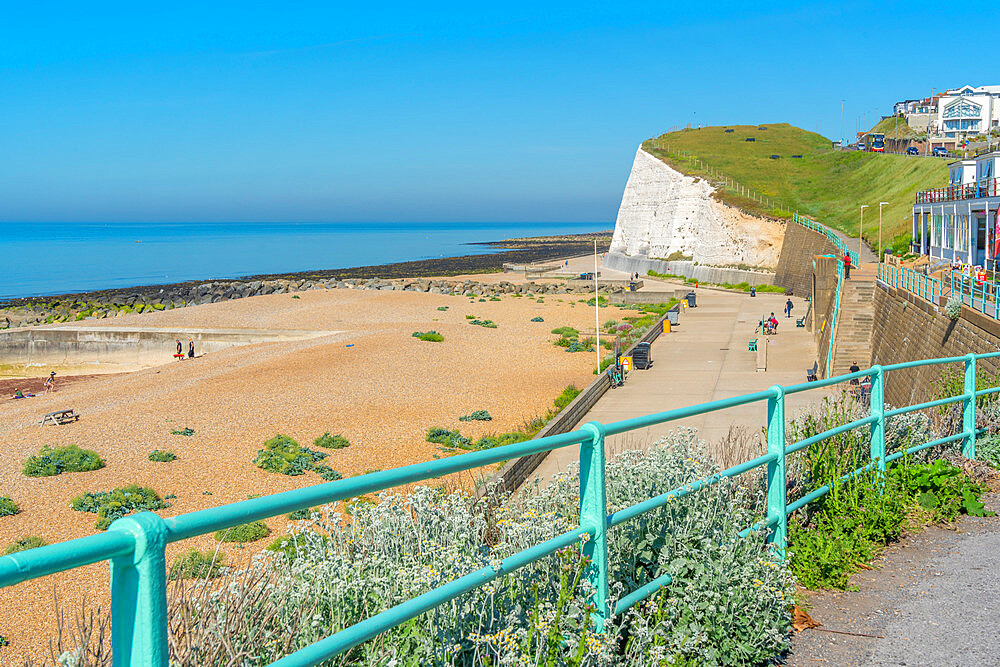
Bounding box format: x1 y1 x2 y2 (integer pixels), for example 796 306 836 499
0 276 636 662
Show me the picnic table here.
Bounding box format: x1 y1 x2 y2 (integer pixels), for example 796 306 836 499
40 409 80 426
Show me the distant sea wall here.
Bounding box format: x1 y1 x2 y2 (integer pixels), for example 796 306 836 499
603 252 775 286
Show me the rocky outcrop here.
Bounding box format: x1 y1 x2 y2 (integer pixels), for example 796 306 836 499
609 147 784 269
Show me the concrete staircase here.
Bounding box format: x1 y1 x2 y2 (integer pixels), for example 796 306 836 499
831 266 876 377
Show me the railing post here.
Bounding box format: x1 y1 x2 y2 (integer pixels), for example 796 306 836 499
579 421 609 630
963 354 977 459
766 386 787 560
109 512 169 667
869 365 885 479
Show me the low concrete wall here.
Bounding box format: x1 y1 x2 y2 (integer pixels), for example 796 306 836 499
609 290 689 305
488 314 669 495
603 252 774 286
0 325 333 372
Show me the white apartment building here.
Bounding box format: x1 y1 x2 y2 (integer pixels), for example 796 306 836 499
934 85 1000 139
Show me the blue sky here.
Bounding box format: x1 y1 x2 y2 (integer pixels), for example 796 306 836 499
3 1 998 224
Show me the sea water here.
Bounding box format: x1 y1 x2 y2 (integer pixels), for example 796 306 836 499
0 221 605 300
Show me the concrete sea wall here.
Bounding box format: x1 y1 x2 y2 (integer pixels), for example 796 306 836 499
871 282 1000 408
603 252 776 286
0 326 331 374
773 222 839 297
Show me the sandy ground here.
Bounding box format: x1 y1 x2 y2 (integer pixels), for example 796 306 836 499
0 286 635 663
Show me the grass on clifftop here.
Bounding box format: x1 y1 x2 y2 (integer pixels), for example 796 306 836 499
644 123 947 244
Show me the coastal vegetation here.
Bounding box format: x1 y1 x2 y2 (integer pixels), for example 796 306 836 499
412 330 445 342
22 445 105 478
314 432 351 449
468 318 498 328
214 520 270 543
644 123 946 244
0 498 18 517
4 536 47 555
169 549 225 580
148 449 177 462
170 427 196 436
458 410 492 422
254 434 343 481
70 484 168 530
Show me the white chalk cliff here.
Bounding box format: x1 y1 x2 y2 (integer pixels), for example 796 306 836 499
609 147 783 268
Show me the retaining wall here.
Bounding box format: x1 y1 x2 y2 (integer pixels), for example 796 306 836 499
812 255 839 377
0 326 331 372
871 283 1000 408
488 314 669 494
774 222 839 297
604 252 775 286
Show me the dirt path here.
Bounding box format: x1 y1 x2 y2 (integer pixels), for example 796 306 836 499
787 492 1000 666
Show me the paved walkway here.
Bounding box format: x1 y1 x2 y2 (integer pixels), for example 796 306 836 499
788 493 1000 666
528 287 823 482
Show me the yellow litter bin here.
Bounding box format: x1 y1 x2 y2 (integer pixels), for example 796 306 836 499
663 320 671 333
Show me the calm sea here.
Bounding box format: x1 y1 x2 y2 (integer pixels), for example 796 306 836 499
0 222 606 300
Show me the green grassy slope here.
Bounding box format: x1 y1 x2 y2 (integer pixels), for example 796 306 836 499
870 115 920 139
643 123 947 248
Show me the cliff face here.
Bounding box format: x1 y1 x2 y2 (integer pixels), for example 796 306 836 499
609 147 784 268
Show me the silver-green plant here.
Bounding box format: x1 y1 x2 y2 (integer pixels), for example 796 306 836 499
36 431 794 666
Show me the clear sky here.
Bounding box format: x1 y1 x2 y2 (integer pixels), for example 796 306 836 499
3 1 998 224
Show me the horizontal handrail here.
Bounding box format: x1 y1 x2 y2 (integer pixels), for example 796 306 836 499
1 352 997 666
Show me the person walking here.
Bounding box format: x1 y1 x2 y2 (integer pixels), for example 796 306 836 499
843 253 852 279
176 339 182 356
188 339 195 359
784 298 793 318
43 371 56 394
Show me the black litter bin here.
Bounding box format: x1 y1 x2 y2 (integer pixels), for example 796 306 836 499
629 281 637 292
686 291 697 307
632 342 652 369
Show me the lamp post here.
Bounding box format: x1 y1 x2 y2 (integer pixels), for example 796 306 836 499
860 204 869 261
879 202 890 259
840 99 845 148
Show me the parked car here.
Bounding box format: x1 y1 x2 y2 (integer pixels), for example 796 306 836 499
906 147 919 156
932 146 950 158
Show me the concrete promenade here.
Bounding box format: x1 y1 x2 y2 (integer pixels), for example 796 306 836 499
529 285 825 482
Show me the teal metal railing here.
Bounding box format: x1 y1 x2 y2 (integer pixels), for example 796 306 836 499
950 270 1000 320
879 263 944 304
791 213 857 378
1 353 996 666
791 212 859 267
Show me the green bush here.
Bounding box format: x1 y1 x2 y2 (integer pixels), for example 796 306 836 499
254 434 329 476
530 316 544 322
169 549 225 580
71 485 167 530
148 450 177 462
286 507 319 520
311 464 344 481
553 385 581 409
468 319 497 328
314 432 351 449
4 536 47 555
550 326 578 337
214 521 270 543
553 336 574 348
22 445 105 477
458 410 492 422
170 427 195 436
0 497 18 517
425 427 472 450
411 331 444 342
436 306 449 311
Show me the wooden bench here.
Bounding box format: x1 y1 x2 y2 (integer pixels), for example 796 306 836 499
40 409 80 426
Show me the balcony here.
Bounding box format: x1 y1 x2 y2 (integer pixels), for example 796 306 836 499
915 178 1000 204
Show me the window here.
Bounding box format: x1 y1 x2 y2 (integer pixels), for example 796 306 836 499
942 99 982 119
957 214 969 251
946 214 954 249
933 214 942 246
